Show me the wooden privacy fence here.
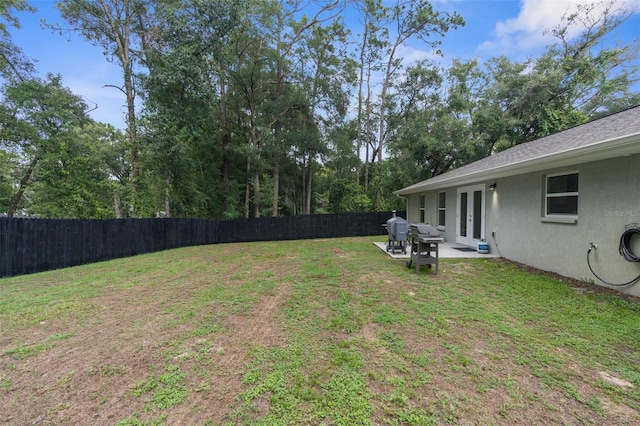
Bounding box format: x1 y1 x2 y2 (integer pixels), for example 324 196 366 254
0 211 403 278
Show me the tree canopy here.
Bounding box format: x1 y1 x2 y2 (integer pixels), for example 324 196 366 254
1 0 638 218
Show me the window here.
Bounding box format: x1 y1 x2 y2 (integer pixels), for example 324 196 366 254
437 191 446 226
545 172 578 216
419 194 426 223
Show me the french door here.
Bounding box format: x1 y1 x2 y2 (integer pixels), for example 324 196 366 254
456 185 486 246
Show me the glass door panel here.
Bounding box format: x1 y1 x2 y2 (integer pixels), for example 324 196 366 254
473 190 482 240
456 185 485 246
459 192 467 238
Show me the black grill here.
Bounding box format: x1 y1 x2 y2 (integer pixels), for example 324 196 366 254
409 223 443 239
386 212 408 254
406 223 444 274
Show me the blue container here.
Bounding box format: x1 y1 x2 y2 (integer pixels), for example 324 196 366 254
477 242 489 254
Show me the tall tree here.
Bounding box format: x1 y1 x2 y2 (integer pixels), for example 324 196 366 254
353 0 386 194
226 11 274 218
298 19 355 214
538 0 639 127
139 0 241 218
474 1 640 154
386 59 473 186
0 0 35 215
0 150 18 213
0 75 90 217
52 0 152 215
30 122 125 218
371 0 463 208
0 0 34 81
260 0 344 216
385 0 640 202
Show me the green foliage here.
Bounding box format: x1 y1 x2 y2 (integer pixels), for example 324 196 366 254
384 3 639 191
4 341 52 360
101 365 129 377
1 0 638 218
0 0 35 81
29 122 126 218
129 364 187 410
318 370 375 424
0 1 33 35
0 74 94 216
0 150 16 211
325 178 372 213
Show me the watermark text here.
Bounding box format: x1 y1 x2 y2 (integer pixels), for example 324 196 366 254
604 209 639 217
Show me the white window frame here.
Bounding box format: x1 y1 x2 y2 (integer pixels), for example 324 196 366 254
437 191 446 227
419 194 426 223
545 171 579 218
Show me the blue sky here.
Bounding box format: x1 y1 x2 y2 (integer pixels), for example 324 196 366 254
7 0 640 130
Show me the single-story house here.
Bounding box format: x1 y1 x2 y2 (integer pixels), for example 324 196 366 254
395 105 640 296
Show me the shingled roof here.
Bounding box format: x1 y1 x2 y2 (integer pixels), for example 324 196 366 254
396 105 640 195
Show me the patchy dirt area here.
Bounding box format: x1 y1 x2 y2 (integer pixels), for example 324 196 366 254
0 244 298 425
2 276 216 424
1 241 639 425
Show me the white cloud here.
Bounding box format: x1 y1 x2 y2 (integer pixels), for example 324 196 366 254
478 0 640 59
395 43 441 65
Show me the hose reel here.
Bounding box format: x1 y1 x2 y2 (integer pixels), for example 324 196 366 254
619 223 640 262
587 223 640 287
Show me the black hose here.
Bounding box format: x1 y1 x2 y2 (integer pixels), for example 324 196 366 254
491 233 502 257
587 224 640 286
619 224 640 262
587 249 640 286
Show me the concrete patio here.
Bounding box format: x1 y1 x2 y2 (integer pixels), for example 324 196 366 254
373 241 500 259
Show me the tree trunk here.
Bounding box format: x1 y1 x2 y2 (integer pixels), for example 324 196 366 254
96 0 139 215
7 157 38 218
364 83 372 193
221 152 230 211
253 169 260 218
124 70 139 215
272 151 280 217
271 15 284 218
301 154 307 214
305 153 313 214
219 70 231 213
164 169 171 217
376 42 400 209
244 157 251 219
356 11 369 187
113 191 122 218
248 104 260 218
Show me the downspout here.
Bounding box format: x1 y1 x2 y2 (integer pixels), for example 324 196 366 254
394 192 409 222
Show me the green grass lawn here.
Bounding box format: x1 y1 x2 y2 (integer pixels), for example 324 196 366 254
1 236 639 425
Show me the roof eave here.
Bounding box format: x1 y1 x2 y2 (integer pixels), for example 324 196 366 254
395 132 640 195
